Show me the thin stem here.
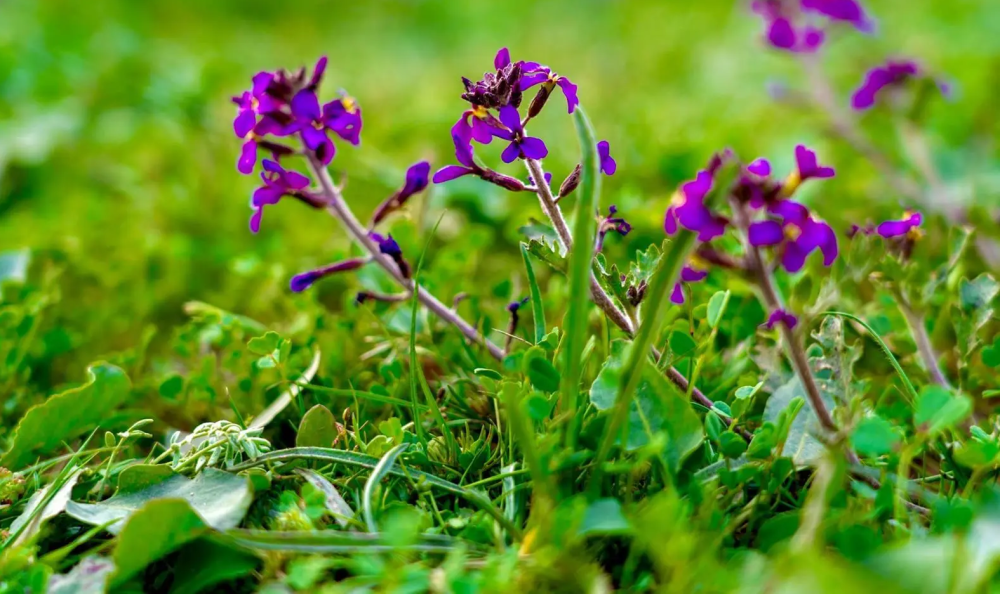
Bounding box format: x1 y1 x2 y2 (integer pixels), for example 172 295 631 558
523 158 752 441
524 159 636 336
896 292 952 389
305 155 505 361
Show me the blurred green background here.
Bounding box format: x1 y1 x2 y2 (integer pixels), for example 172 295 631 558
1 0 998 388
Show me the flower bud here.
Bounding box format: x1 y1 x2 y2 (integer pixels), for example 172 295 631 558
482 170 527 192
527 81 555 119
559 165 581 197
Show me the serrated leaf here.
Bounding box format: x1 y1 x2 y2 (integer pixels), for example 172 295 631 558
526 239 567 275
1 363 131 469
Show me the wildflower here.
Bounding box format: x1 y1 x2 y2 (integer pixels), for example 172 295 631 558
782 144 835 196
518 61 579 114
664 170 728 241
250 160 313 233
453 106 506 146
747 158 771 177
598 141 617 176
801 0 874 33
851 60 920 110
748 200 838 272
290 258 368 293
765 308 799 330
290 88 336 165
370 161 431 226
370 232 411 279
671 265 709 305
752 1 825 53
494 105 548 163
323 94 363 146
233 72 285 174
597 205 632 251
876 210 922 238
432 133 528 192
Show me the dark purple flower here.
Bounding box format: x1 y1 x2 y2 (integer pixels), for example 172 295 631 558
290 257 368 293
249 160 311 233
433 132 482 183
461 48 523 110
232 72 284 174
765 308 799 330
597 205 632 251
454 105 505 146
747 158 771 177
752 2 825 53
748 200 838 272
598 141 617 176
671 266 709 305
323 94 363 146
801 0 874 32
370 232 410 278
664 170 728 241
851 60 921 110
782 144 835 196
507 297 529 313
370 162 431 227
876 210 922 238
495 105 548 163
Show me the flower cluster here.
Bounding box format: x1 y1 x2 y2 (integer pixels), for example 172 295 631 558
752 0 874 53
231 57 363 232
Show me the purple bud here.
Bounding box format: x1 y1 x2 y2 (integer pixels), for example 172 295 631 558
597 141 617 176
559 165 581 197
765 309 798 330
290 257 368 292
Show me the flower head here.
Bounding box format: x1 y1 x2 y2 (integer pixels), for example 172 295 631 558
461 48 523 110
664 170 728 241
598 141 617 176
370 162 431 227
801 0 874 32
851 60 921 110
495 105 548 163
671 265 709 305
507 297 530 314
782 144 835 195
518 61 579 114
249 160 312 233
454 106 505 146
323 94 363 146
290 88 336 165
765 308 799 330
748 200 838 272
751 0 872 53
370 232 410 279
597 205 632 251
876 210 922 238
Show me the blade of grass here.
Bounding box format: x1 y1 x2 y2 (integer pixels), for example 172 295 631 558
228 447 522 541
520 242 547 344
561 106 602 449
220 529 473 554
363 443 409 532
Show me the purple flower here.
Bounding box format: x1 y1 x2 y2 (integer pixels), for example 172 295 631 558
323 94 363 146
782 144 835 196
765 309 799 330
370 232 410 278
752 1 825 53
290 89 336 165
519 60 579 114
495 105 548 163
670 266 709 305
597 205 632 251
876 210 922 238
507 297 530 313
598 141 617 176
801 0 874 32
748 200 838 272
232 72 284 174
851 60 921 110
433 132 483 183
664 170 728 241
453 106 505 146
250 160 311 233
290 257 368 293
461 48 524 110
370 161 431 227
747 158 771 177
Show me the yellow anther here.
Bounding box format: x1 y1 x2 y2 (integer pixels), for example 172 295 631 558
689 254 710 270
784 224 802 241
782 170 802 197
341 96 358 113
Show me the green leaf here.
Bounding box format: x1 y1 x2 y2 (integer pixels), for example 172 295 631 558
561 106 602 442
296 404 338 448
960 273 998 314
520 243 547 344
735 381 764 400
526 239 567 275
1 363 131 469
523 347 561 393
363 443 410 532
168 538 258 594
295 469 354 527
9 467 83 547
643 362 705 472
247 331 281 356
706 290 730 328
578 499 631 537
914 386 972 436
763 376 832 466
851 416 900 457
668 330 697 359
66 468 252 535
473 367 503 381
719 432 748 459
109 500 210 585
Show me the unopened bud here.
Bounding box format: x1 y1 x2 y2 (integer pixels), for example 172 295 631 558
559 164 581 198
482 170 527 192
528 81 555 119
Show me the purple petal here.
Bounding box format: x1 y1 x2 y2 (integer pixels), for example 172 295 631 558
766 309 798 330
252 186 283 207
234 109 256 138
494 47 511 70
402 161 431 196
291 89 321 121
781 242 808 273
747 158 771 177
767 18 798 51
802 27 826 52
262 159 283 174
238 140 257 175
748 220 785 246
670 283 685 305
498 105 522 134
251 72 274 97
801 0 874 32
681 170 713 202
598 140 617 176
433 165 475 184
681 266 708 283
812 220 839 265
519 71 550 91
501 141 521 164
770 200 810 222
519 137 548 160
470 116 495 144
291 257 366 292
795 144 817 175
311 56 328 87
300 125 328 151
664 208 679 236
249 207 263 233
556 76 579 113
284 170 311 190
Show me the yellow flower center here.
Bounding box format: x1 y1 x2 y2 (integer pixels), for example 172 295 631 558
689 254 710 271
670 191 687 208
906 227 924 241
782 170 802 197
341 96 358 114
472 105 489 119
784 223 802 241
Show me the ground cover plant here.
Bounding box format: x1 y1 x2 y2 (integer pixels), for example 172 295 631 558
2 0 1000 591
